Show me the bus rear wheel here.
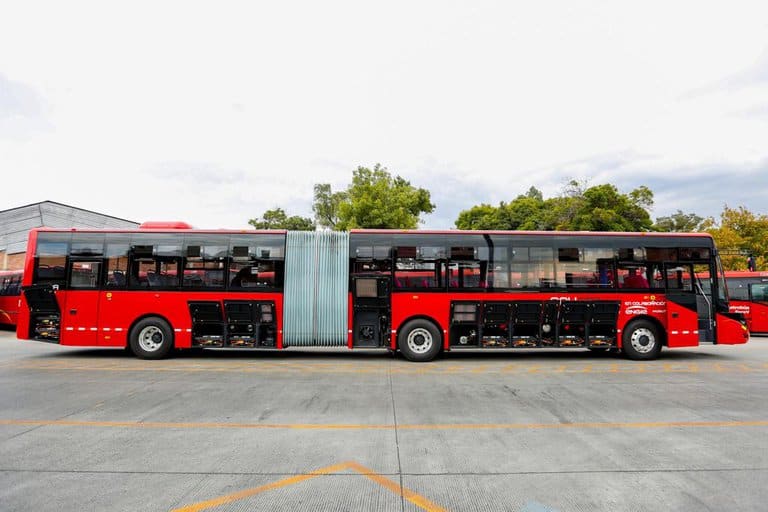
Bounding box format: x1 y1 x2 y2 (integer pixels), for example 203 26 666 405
398 319 442 362
129 317 174 359
621 319 662 360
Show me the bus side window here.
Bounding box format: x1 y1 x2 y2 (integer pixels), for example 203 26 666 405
751 284 768 302
108 270 126 287
664 265 693 291
617 264 652 289
230 265 258 288
69 261 102 289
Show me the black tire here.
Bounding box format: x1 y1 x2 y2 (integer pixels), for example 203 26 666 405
128 317 174 360
621 319 662 360
398 319 442 362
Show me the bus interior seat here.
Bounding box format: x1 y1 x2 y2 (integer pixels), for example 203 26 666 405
146 272 161 287
111 271 126 287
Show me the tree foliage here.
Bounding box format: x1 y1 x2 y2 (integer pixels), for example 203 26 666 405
455 182 654 231
653 210 706 232
248 208 315 231
704 206 768 270
314 164 435 230
312 183 347 230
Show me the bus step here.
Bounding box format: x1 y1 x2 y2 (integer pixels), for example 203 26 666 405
33 315 60 341
588 337 614 347
228 338 258 348
194 336 224 348
480 336 510 348
511 337 538 348
558 337 585 347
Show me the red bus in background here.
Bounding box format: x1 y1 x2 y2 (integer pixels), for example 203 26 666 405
16 225 748 361
0 270 23 327
724 271 768 334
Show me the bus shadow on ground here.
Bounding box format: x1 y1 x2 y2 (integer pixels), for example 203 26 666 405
440 349 729 362
28 345 735 363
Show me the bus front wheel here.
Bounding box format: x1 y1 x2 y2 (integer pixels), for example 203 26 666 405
622 319 662 360
129 317 174 359
398 319 442 362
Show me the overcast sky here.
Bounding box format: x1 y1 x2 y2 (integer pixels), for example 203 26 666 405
1 1 767 229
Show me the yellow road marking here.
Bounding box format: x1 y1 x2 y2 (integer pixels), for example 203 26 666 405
1 419 767 431
171 461 447 512
345 461 448 512
171 462 351 512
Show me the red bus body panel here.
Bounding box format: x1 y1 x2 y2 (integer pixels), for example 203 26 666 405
19 288 283 349
389 290 747 350
665 301 700 348
728 301 767 336
0 270 23 327
60 290 101 345
716 311 750 344
0 296 20 326
391 291 675 351
724 271 768 335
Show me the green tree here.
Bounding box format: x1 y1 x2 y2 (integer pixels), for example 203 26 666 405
571 183 654 231
455 203 512 230
312 183 348 230
523 186 543 201
248 208 315 230
455 182 653 231
318 164 435 230
653 210 705 232
507 188 547 229
705 206 768 270
455 187 547 230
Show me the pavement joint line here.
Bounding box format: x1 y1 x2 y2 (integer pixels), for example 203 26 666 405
2 467 768 476
345 461 449 512
2 419 768 430
9 361 768 375
170 461 448 512
388 360 405 511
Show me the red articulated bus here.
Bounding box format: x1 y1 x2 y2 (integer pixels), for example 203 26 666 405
0 270 23 328
723 271 768 334
16 225 748 361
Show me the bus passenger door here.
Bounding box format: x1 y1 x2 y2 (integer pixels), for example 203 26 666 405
663 263 701 346
351 276 390 347
749 283 768 333
61 259 103 345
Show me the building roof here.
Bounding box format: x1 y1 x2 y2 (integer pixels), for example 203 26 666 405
0 200 139 254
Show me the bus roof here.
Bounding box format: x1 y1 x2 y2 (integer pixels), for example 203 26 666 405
30 227 287 235
29 227 715 239
724 271 768 278
350 229 714 239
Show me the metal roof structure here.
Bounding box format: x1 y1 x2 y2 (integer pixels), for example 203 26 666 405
0 201 139 255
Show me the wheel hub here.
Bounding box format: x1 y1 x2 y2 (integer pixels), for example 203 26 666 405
406 328 433 354
630 327 656 354
138 326 164 352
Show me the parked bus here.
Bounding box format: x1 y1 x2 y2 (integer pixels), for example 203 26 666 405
724 271 768 334
16 225 748 361
0 270 23 328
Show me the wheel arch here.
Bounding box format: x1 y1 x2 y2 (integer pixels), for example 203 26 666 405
395 314 445 349
621 315 667 348
127 313 176 349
